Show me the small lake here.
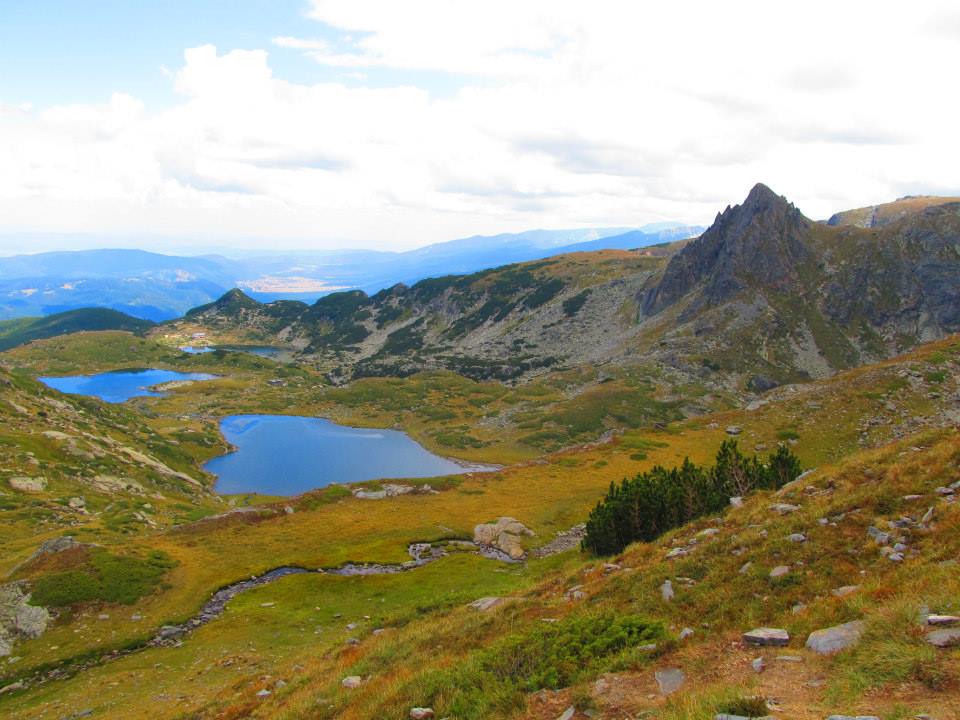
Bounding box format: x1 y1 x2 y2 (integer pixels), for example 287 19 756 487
180 345 289 361
206 414 491 496
39 369 219 404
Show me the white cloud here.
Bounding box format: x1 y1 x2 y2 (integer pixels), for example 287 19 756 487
1 2 958 252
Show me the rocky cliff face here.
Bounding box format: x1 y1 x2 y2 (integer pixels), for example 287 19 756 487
642 183 813 318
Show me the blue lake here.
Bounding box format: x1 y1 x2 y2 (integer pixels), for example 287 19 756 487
206 414 490 496
39 369 218 404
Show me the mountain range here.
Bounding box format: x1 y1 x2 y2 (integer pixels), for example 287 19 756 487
0 224 701 322
175 184 960 391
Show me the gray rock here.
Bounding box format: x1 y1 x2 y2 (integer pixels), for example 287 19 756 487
725 425 743 435
927 614 960 626
8 477 46 493
654 667 685 695
665 547 688 559
679 627 694 640
469 597 504 612
831 585 860 598
409 709 435 720
751 656 766 673
557 707 575 720
342 676 362 689
926 628 960 648
770 503 799 514
730 496 744 508
660 580 674 602
867 526 891 545
787 533 806 543
769 565 790 578
805 621 865 655
743 627 790 646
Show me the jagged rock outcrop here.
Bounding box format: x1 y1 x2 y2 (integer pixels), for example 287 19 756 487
642 183 812 318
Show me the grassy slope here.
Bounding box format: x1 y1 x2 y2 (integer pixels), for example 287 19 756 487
0 309 154 352
0 333 956 717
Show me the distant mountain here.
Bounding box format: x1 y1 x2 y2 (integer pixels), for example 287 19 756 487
0 308 154 351
0 225 702 322
176 185 960 389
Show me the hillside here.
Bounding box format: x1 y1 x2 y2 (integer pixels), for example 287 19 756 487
172 185 960 391
0 329 957 718
0 308 155 351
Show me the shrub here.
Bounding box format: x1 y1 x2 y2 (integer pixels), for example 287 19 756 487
582 441 802 555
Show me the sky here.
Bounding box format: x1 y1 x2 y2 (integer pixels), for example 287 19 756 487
1 1 958 254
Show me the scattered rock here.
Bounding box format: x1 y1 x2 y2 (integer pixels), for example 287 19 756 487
739 562 753 574
926 628 960 648
256 689 271 698
751 656 766 673
770 503 799 515
725 426 743 435
769 565 790 579
831 586 860 598
469 597 505 612
805 621 865 655
8 476 46 493
665 547 688 559
730 496 744 508
742 628 790 647
557 707 575 720
787 533 806 543
342 676 362 689
660 580 674 602
927 614 960 626
654 667 685 695
679 627 694 640
409 709 435 720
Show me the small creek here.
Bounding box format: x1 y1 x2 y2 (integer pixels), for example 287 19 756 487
150 540 515 646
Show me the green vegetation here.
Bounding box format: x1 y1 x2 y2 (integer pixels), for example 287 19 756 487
30 550 176 607
562 289 591 316
0 308 154 351
422 613 664 718
582 441 802 555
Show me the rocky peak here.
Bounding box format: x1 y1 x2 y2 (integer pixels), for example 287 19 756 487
642 184 812 317
185 288 260 318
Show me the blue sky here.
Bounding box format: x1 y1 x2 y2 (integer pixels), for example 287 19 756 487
0 1 957 253
0 1 465 109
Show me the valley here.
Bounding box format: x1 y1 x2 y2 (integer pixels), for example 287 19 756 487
0 187 958 719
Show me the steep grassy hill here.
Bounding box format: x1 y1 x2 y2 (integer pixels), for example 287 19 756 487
0 309 154 351
0 332 956 719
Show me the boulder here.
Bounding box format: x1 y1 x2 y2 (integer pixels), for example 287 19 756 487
8 477 45 493
725 426 743 435
654 667 685 695
805 621 865 655
927 614 960 626
926 628 960 648
473 517 534 560
660 580 674 602
742 628 790 647
341 676 362 689
831 586 860 598
770 503 799 514
409 709 434 720
469 597 504 612
769 565 790 579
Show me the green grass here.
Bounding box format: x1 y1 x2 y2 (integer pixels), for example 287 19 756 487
30 549 176 607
